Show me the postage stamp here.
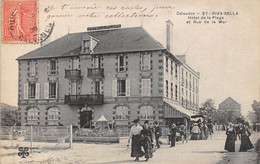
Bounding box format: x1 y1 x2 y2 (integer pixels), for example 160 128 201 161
2 0 38 43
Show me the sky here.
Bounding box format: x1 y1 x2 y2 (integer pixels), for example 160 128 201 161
1 0 259 116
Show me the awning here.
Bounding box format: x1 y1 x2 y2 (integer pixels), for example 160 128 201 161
164 98 197 119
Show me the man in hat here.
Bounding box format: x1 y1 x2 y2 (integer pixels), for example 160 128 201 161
154 121 162 148
170 123 179 147
127 118 144 161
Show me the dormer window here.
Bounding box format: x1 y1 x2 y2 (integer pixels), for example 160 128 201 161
82 35 99 54
83 39 90 53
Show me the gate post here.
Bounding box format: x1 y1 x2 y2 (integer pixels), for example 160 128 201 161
69 124 73 149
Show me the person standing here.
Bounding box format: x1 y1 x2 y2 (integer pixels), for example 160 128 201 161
191 123 201 140
154 121 162 148
127 118 144 161
224 123 236 152
179 124 188 144
207 121 214 139
140 120 153 162
239 121 254 152
170 123 178 147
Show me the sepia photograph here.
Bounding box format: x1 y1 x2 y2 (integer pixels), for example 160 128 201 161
1 0 260 163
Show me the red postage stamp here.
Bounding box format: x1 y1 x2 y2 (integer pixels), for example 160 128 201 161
2 0 38 43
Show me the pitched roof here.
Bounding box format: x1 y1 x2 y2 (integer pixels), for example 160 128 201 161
219 97 240 106
17 27 165 60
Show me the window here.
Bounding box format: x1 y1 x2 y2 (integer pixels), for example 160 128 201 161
29 83 36 98
141 79 151 97
193 94 195 107
83 40 90 53
113 79 130 97
115 106 128 120
140 106 154 120
48 107 59 125
171 83 173 99
165 57 168 72
50 60 57 75
171 60 173 75
29 61 36 76
175 64 178 78
93 57 100 68
193 77 195 91
94 81 101 95
72 58 79 69
49 83 57 99
27 107 39 125
166 80 168 97
118 55 125 71
118 80 126 96
181 68 184 85
141 53 150 70
24 83 40 99
175 85 178 100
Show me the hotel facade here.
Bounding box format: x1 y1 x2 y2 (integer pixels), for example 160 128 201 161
17 21 200 130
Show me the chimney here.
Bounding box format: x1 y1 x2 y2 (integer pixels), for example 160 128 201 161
166 20 173 52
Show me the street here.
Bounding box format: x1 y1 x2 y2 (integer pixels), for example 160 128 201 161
0 131 259 164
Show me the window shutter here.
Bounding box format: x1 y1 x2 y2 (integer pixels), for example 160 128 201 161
44 83 49 99
147 79 151 96
112 80 117 97
30 62 36 76
24 84 28 99
148 54 151 70
117 55 120 71
140 54 143 70
76 59 79 69
47 60 50 75
126 79 130 97
56 82 58 99
36 83 40 99
141 79 145 97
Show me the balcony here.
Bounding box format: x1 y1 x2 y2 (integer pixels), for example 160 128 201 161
64 94 104 105
65 69 82 80
87 68 104 79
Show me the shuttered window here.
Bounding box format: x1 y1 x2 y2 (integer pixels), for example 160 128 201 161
141 79 151 97
24 84 28 99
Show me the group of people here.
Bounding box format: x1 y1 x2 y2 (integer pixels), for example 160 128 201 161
224 120 254 152
190 120 214 140
127 119 162 162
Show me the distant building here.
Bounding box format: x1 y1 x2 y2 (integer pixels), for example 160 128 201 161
219 97 241 118
16 21 200 129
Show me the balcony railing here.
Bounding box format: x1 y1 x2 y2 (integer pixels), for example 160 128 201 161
65 69 82 80
65 94 104 105
87 68 104 79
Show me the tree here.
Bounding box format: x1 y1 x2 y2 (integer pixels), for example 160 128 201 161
199 99 217 119
247 111 257 123
252 100 260 122
0 103 19 126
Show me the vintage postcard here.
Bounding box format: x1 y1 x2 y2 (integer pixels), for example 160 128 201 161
1 0 259 163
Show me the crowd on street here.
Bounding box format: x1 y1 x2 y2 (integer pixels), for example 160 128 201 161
127 118 255 162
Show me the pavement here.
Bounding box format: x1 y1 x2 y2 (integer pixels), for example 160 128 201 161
0 131 259 164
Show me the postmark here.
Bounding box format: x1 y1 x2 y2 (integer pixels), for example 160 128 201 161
2 0 38 43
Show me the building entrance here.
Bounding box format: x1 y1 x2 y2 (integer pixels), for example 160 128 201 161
80 110 92 128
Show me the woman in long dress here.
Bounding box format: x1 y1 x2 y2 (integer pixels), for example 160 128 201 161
140 121 153 162
170 123 178 147
191 123 201 140
239 121 254 152
224 123 236 152
127 118 144 161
